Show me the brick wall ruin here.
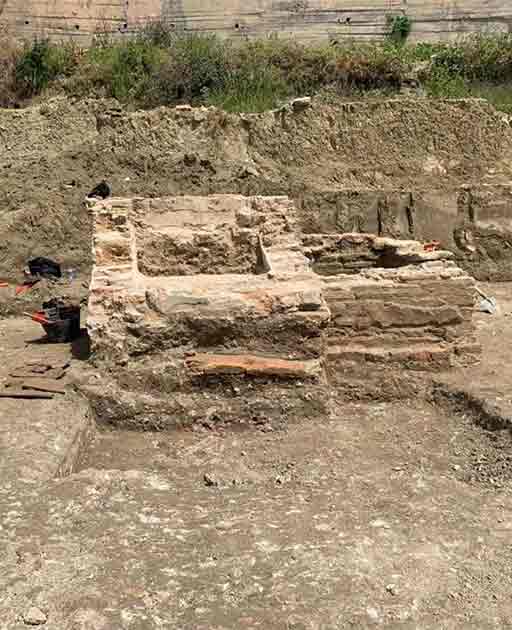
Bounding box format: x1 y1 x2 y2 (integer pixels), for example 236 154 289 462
85 194 478 428
297 184 512 281
2 0 512 44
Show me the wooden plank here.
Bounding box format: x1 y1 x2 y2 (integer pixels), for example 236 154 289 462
24 364 49 374
185 353 323 381
25 360 70 370
0 389 54 399
10 364 69 379
21 378 67 394
10 369 49 378
11 368 68 380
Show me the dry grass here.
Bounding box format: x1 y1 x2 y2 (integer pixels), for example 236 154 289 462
0 25 22 107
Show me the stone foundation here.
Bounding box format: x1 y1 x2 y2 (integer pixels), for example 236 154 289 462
297 185 512 281
86 194 478 428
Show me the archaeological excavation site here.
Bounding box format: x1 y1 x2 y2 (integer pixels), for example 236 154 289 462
86 192 478 429
3 91 512 629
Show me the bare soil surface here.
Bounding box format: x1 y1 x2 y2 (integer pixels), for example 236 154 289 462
0 317 92 486
435 283 512 488
2 285 512 628
3 399 512 629
437 283 512 420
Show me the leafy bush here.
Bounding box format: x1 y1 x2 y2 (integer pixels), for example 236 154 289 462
15 38 77 97
75 37 166 101
207 62 288 112
431 34 512 83
469 83 512 115
387 15 412 46
237 39 335 95
424 65 469 99
334 43 405 91
162 34 230 101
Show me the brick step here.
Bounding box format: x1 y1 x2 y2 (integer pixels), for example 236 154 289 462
327 343 451 365
185 353 324 381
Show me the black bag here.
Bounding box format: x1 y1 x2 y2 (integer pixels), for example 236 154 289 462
88 180 112 199
28 257 61 279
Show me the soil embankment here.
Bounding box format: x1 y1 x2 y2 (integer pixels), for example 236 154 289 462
1 96 512 288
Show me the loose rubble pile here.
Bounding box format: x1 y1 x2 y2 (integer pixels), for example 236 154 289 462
85 194 479 428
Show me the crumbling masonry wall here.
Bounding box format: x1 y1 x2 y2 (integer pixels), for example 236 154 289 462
86 194 478 428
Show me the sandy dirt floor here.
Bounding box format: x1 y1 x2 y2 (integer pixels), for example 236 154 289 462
1 285 512 628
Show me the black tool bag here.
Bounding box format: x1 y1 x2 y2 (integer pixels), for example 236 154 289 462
28 257 62 279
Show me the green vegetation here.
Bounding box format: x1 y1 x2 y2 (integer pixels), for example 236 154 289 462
387 14 412 46
15 38 78 96
2 26 512 114
469 83 512 115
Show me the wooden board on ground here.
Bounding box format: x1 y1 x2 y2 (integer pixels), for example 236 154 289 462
25 360 70 370
24 364 48 374
10 370 46 379
20 377 67 394
9 367 67 380
0 389 54 399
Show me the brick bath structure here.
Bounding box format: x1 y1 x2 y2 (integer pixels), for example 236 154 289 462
86 194 478 428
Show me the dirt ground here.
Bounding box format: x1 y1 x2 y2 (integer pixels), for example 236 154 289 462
1 284 512 628
0 317 92 484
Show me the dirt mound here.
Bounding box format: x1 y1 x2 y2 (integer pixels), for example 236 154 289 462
1 96 511 286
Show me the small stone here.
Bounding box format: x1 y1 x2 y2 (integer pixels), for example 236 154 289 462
386 583 398 596
183 153 197 166
366 607 380 622
238 163 259 179
291 96 312 112
23 607 47 625
203 473 219 487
